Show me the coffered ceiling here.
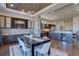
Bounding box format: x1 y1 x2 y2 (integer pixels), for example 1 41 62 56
6 3 51 14
1 3 79 21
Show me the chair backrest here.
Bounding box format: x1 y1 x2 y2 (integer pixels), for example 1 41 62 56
18 37 28 51
21 40 27 51
24 34 33 43
39 42 51 53
18 37 22 46
43 36 49 40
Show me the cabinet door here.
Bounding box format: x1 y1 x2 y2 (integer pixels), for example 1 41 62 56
3 35 8 44
0 35 2 46
7 35 14 43
7 35 18 43
12 35 18 43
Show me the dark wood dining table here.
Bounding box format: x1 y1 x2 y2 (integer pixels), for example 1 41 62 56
21 36 50 56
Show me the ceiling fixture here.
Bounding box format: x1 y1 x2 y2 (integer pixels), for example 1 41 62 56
74 3 79 11
32 11 35 14
74 3 78 5
77 9 79 11
52 11 55 14
21 10 25 12
10 4 14 7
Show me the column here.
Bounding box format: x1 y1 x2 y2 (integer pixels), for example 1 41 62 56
33 16 41 37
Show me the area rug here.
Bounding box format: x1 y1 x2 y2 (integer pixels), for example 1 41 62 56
9 45 68 56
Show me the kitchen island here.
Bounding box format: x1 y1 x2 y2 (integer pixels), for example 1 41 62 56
49 31 73 42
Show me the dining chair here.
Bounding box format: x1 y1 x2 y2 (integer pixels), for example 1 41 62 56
0 35 3 47
35 42 51 56
18 37 23 50
76 31 79 48
60 33 73 50
24 34 33 43
18 37 31 56
43 36 49 40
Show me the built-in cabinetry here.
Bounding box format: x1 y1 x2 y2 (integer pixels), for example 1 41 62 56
2 34 25 44
11 18 28 29
0 15 33 44
0 16 34 29
0 35 3 46
49 31 73 42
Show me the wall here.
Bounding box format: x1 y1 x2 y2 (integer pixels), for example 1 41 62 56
6 16 11 27
56 20 64 31
0 16 12 28
73 16 79 33
64 19 73 31
0 16 5 27
52 18 73 31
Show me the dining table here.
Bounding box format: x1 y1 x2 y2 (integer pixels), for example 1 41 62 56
20 35 50 56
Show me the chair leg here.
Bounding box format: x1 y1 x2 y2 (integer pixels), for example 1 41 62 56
36 51 48 56
24 51 27 56
36 51 38 56
41 54 44 56
36 51 43 56
20 47 24 55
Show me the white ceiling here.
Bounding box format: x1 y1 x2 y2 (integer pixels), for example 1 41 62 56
41 3 79 20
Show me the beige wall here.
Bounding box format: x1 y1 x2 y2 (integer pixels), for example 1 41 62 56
64 19 73 31
0 16 11 28
0 16 5 27
52 18 73 31
73 16 79 33
6 16 11 27
56 20 64 31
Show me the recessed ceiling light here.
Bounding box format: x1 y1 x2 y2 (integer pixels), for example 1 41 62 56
21 10 25 12
32 11 35 13
10 4 14 7
77 9 79 11
74 3 78 5
52 11 55 14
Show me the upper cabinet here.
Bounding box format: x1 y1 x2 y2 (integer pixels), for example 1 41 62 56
11 18 28 29
0 15 34 29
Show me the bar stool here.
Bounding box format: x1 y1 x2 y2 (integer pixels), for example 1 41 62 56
60 33 73 51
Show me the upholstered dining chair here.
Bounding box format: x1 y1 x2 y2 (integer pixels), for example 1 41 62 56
35 42 51 56
18 37 31 56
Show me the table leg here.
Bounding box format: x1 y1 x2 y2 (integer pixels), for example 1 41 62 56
32 44 34 56
48 47 50 55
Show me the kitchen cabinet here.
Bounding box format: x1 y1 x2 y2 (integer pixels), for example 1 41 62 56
0 35 3 47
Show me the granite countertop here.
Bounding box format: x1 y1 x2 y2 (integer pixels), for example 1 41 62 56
50 31 72 33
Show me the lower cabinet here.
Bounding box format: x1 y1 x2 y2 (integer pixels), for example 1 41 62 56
0 35 3 47
2 35 19 44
